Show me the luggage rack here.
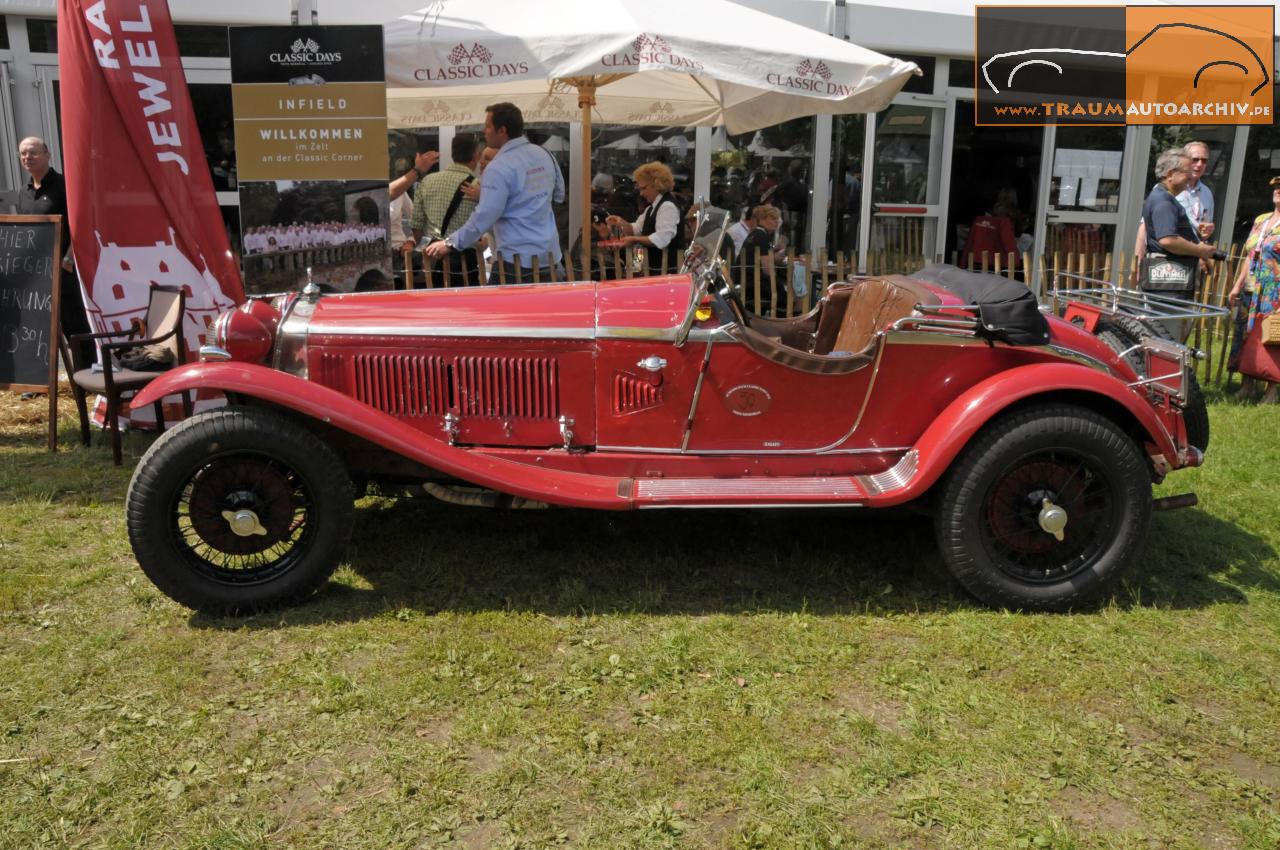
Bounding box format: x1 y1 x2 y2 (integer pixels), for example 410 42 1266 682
1048 271 1228 323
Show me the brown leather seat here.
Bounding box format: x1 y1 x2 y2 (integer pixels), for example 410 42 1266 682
822 278 920 356
811 287 855 355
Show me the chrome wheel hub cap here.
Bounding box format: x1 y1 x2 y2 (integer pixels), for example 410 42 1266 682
221 509 268 537
1038 498 1068 542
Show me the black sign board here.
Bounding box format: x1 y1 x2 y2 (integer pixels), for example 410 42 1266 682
229 25 384 85
0 215 63 393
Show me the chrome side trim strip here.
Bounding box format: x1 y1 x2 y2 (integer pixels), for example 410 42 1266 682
638 502 868 510
596 324 681 341
635 476 863 499
1042 344 1113 374
308 324 597 339
882 330 993 348
302 324 732 343
595 445 913 455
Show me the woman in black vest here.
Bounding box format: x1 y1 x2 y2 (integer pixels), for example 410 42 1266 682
606 161 683 274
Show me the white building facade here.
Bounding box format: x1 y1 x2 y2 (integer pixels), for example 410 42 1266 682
2 0 1276 285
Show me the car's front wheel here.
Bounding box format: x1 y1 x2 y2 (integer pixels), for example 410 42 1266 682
126 406 354 614
935 404 1151 611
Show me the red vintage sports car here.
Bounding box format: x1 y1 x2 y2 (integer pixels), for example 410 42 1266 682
125 213 1211 614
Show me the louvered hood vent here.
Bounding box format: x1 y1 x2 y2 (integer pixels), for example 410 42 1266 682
612 372 663 414
342 353 560 419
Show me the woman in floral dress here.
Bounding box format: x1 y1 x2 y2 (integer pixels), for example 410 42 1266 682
1228 176 1280 403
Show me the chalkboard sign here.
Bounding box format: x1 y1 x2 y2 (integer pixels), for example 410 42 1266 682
0 215 63 392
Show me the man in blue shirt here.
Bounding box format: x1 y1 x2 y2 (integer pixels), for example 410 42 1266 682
1177 140 1214 238
425 102 565 283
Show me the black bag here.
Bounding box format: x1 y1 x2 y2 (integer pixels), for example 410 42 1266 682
433 175 482 287
119 343 175 372
1140 253 1196 291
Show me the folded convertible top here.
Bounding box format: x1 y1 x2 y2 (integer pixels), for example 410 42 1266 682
910 263 1050 346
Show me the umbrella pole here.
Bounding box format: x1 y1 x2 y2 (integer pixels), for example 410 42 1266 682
578 80 596 281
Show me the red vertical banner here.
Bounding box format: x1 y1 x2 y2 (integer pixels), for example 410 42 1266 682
57 0 243 355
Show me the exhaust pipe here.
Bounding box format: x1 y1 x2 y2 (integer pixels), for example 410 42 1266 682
1152 493 1197 512
422 482 550 510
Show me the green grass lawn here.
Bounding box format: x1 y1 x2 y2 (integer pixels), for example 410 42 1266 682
1 392 1277 849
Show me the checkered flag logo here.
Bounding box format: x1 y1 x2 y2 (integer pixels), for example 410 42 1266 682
634 34 671 53
796 59 832 80
290 38 320 54
448 42 493 65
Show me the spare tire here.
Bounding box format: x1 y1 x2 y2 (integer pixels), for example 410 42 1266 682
1095 314 1209 453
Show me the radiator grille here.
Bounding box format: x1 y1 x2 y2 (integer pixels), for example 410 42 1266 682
612 373 662 414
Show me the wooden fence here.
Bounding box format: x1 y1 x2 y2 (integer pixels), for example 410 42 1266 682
401 241 1248 389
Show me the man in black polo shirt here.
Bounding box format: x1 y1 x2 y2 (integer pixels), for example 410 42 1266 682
17 136 91 362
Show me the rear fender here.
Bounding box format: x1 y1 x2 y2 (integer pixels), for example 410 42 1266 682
131 363 633 510
873 362 1177 507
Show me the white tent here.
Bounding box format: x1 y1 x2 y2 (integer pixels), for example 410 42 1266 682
709 127 736 153
600 132 655 152
540 135 570 153
383 0 918 273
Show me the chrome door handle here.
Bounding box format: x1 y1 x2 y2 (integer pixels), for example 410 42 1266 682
636 356 667 372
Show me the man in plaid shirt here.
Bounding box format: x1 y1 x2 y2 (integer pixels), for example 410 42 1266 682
412 133 483 286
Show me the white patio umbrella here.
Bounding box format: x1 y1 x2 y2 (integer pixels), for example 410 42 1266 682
383 0 918 275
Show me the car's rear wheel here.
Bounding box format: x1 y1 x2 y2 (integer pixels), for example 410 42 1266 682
1096 314 1209 453
935 403 1151 612
126 406 354 614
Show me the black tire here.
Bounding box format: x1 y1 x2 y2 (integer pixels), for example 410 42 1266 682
126 406 354 614
1096 315 1209 453
935 403 1152 612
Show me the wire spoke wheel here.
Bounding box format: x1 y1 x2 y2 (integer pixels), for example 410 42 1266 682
935 404 1151 612
176 453 315 584
127 407 354 614
980 451 1115 583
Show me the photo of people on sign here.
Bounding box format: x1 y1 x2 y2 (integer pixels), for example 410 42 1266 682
231 25 391 293
238 180 392 295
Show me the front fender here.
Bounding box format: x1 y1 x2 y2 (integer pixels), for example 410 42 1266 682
131 363 633 510
872 362 1177 507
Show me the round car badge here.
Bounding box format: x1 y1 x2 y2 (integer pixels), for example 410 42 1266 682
725 384 772 417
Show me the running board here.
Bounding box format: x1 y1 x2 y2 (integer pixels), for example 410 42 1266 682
627 451 920 508
631 475 866 507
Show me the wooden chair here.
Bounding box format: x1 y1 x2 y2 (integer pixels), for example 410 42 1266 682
66 284 192 465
